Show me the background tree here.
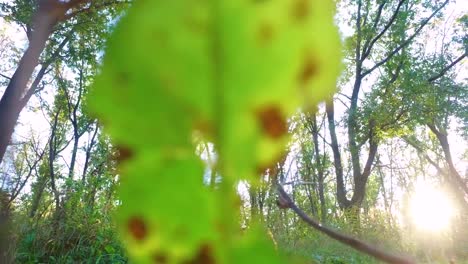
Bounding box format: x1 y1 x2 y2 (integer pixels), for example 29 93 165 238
0 0 466 263
0 0 129 164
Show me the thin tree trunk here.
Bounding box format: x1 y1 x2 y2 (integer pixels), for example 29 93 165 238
48 108 63 220
427 124 468 210
29 176 48 218
82 123 99 182
325 100 349 209
310 113 327 223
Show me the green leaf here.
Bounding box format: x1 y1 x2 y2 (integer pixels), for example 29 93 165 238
90 0 341 263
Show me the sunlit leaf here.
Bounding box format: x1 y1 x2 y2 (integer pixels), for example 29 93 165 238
90 0 341 262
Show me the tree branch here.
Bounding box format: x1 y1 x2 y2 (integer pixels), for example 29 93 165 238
19 33 72 109
371 2 386 30
403 137 444 174
281 181 316 186
64 0 89 10
361 0 406 62
63 0 131 21
362 0 449 77
276 184 415 264
0 73 11 80
428 52 467 83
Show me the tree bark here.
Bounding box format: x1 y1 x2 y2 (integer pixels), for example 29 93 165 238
427 123 468 201
0 0 71 164
0 0 96 165
29 175 48 218
325 100 350 208
310 113 327 222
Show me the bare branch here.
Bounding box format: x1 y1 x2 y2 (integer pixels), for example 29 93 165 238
281 181 316 186
371 2 386 30
0 73 11 80
355 0 363 63
361 0 406 61
403 137 444 174
428 52 467 83
276 184 415 264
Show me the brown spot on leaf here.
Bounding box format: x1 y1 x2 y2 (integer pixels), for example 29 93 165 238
151 29 169 47
256 164 269 176
292 0 310 22
185 15 208 35
193 119 212 137
128 216 147 241
257 23 274 46
159 72 178 91
116 72 129 86
214 221 227 239
153 252 168 264
256 106 288 139
116 145 133 163
298 56 319 85
183 244 215 264
215 221 224 233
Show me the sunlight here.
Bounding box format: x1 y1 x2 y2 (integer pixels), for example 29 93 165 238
409 182 455 232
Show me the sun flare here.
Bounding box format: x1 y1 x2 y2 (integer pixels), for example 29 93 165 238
409 182 455 232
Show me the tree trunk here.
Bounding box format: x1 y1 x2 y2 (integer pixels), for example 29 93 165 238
427 123 468 210
318 179 326 223
325 100 350 208
29 176 48 218
310 113 327 223
68 132 80 179
0 8 58 165
0 190 13 263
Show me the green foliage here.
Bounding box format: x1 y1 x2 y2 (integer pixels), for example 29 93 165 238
14 207 126 263
90 0 341 263
271 212 389 264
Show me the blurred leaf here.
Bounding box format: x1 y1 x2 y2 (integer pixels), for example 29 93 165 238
90 0 341 263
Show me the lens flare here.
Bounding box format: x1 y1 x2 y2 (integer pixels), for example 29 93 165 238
409 182 455 231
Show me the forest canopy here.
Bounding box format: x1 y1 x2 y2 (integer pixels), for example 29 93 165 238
0 0 467 263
